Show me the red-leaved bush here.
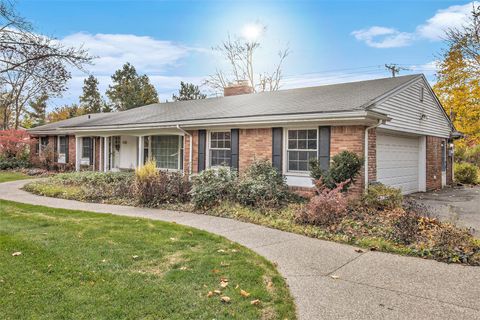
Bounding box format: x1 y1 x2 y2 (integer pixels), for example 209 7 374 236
0 129 32 159
295 178 350 226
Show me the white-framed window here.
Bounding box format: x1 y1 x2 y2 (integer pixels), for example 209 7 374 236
82 137 92 159
57 136 67 163
150 135 182 170
208 131 231 167
286 128 318 173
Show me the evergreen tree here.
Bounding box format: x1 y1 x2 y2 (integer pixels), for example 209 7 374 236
172 81 206 101
79 75 105 113
28 93 48 127
106 62 159 111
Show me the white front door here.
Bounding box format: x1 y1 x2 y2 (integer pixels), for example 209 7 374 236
111 136 121 170
376 133 421 194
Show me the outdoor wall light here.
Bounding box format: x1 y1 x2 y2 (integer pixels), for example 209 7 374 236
420 114 427 120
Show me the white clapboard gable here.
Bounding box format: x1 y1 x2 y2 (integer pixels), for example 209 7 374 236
371 76 452 138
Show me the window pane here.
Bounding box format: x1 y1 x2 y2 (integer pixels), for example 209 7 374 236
151 135 179 169
298 130 307 139
288 140 296 149
308 130 317 139
298 139 306 149
308 139 316 149
210 149 231 166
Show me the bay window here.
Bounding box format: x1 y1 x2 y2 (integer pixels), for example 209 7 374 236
209 131 231 167
286 129 318 172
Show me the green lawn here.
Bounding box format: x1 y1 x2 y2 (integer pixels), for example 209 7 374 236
0 200 296 319
0 171 30 183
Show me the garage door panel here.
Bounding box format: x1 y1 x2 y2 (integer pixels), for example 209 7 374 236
377 134 420 194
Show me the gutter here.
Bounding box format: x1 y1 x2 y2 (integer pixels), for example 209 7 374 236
364 119 384 190
176 125 193 177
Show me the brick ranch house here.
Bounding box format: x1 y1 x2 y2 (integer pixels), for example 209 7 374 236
28 74 458 195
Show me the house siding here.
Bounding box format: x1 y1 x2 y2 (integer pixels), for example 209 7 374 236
372 78 452 138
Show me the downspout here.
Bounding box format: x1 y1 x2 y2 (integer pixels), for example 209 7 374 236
176 125 193 178
364 119 384 190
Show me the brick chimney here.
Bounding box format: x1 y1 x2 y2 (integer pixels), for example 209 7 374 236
224 80 253 97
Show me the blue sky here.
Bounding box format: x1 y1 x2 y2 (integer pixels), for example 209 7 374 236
17 0 475 109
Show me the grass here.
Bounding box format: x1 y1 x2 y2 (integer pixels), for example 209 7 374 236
0 200 296 319
0 170 30 183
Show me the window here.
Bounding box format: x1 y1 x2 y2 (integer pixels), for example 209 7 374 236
39 137 48 153
151 135 180 170
82 137 92 159
58 136 67 163
209 131 231 167
420 87 424 102
286 129 317 172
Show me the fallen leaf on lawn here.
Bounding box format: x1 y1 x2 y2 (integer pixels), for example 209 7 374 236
101 259 106 263
220 280 228 288
240 289 250 297
132 255 139 260
250 299 261 305
169 237 177 241
217 249 226 253
221 296 231 303
231 249 238 253
11 252 21 257
211 269 220 274
355 249 364 253
330 275 340 279
179 266 188 270
214 290 221 295
207 291 214 297
220 262 230 267
235 284 239 289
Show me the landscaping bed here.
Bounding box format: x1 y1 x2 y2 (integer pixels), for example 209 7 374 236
0 199 295 319
23 157 480 266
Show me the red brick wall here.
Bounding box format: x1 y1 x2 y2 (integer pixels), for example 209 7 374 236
426 136 443 190
368 128 376 182
330 125 366 196
183 130 199 175
67 135 76 167
238 128 272 173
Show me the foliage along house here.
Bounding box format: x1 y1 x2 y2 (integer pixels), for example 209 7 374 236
28 74 457 195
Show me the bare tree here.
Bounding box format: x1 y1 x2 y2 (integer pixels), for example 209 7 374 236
0 0 92 128
445 3 480 75
205 34 290 94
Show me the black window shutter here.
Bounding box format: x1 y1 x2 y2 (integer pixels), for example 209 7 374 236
230 129 239 170
272 127 283 172
65 136 69 163
198 130 206 172
53 136 58 162
89 138 94 166
318 126 331 172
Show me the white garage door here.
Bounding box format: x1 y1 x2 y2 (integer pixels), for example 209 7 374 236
376 133 420 194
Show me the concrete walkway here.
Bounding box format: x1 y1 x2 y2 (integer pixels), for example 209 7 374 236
1 180 479 320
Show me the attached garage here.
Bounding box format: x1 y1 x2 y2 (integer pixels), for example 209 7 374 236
376 132 426 194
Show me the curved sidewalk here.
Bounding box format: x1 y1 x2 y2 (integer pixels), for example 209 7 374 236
1 179 479 320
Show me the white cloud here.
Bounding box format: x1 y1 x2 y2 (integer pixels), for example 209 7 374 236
352 2 474 48
61 32 203 75
416 3 472 40
351 26 414 48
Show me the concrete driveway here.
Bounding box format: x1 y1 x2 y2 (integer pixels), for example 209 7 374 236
1 179 479 320
409 186 480 236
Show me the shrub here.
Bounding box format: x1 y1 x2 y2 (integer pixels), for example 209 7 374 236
454 162 478 184
295 178 349 226
465 145 480 166
363 183 403 210
310 151 362 191
390 209 420 245
235 159 291 209
52 171 134 201
0 157 30 170
428 223 479 264
190 166 237 209
133 161 190 207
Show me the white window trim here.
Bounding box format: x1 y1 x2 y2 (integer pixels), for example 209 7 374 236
147 135 183 171
206 129 232 168
283 127 319 176
57 135 67 164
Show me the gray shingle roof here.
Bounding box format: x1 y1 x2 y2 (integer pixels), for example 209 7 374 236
30 74 421 132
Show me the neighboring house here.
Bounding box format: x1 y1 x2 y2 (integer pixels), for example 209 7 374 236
28 74 457 195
